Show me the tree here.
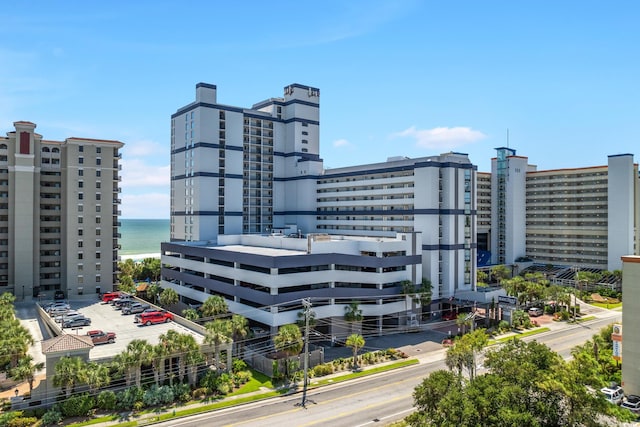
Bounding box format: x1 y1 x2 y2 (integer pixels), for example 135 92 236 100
205 319 233 371
159 287 178 308
52 356 86 398
125 339 153 388
182 308 200 321
139 258 161 282
118 275 136 294
477 270 489 287
490 264 510 284
273 324 303 380
147 283 161 305
84 362 110 394
10 355 44 394
456 312 473 335
150 342 169 386
445 329 488 381
344 301 363 322
406 370 463 426
230 314 249 357
201 295 228 318
345 334 365 369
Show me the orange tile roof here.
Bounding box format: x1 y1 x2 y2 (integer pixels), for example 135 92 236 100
41 334 94 354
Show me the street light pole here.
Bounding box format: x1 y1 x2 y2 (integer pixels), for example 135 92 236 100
301 298 311 408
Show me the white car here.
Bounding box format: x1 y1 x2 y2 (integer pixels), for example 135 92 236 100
54 311 82 323
601 386 624 405
45 302 70 313
48 306 72 316
622 395 640 413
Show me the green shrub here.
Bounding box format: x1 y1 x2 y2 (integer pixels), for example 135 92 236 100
173 383 191 403
133 401 144 412
41 408 62 426
498 320 510 332
60 393 95 417
215 373 233 395
116 386 144 411
232 359 248 373
192 387 208 399
0 411 21 426
143 384 175 407
199 370 218 394
7 416 38 427
233 370 251 386
97 390 117 410
312 364 333 377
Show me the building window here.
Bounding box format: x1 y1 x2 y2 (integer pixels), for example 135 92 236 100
78 229 83 236
79 181 83 188
302 122 308 127
96 170 101 177
78 193 83 200
96 240 100 248
96 252 100 259
96 206 100 212
79 146 84 152
96 182 101 189
96 147 101 154
78 169 83 177
96 229 101 236
96 194 101 201
78 217 83 224
78 253 83 260
95 217 101 224
96 158 101 166
302 148 308 153
95 275 101 283
78 241 83 248
302 131 308 136
78 205 83 212
302 139 308 144
79 157 84 164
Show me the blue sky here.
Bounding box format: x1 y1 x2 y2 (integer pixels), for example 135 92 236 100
2 1 638 219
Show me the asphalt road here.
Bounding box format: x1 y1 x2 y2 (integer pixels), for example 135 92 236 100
150 312 622 427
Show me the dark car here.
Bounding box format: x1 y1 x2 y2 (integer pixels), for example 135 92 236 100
54 290 65 300
122 302 150 315
87 330 116 345
63 317 91 328
113 298 135 310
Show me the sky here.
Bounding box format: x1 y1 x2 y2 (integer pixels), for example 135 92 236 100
2 1 638 219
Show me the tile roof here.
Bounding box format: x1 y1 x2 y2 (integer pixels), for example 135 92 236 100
41 334 94 354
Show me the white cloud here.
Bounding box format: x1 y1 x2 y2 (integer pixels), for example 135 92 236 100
120 158 170 188
392 126 486 150
333 138 352 148
123 139 164 157
121 192 170 219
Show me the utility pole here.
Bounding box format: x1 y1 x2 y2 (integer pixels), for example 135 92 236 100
301 298 311 407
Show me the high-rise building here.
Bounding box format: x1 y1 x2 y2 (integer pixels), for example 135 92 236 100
1 121 124 300
163 83 479 329
477 148 639 270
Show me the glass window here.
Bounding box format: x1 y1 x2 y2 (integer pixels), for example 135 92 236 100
96 147 101 154
96 170 101 177
79 157 84 164
79 181 83 188
79 146 84 152
78 169 84 177
96 158 101 166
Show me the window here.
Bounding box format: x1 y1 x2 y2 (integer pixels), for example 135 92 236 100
79 181 83 188
302 148 308 153
302 122 308 127
78 229 83 236
96 147 101 154
95 276 101 283
96 229 101 236
78 193 84 200
96 158 101 166
78 217 83 224
78 205 83 212
302 139 308 144
96 252 101 259
78 253 83 260
96 170 101 177
302 131 308 135
96 182 101 189
79 146 84 152
96 206 100 212
95 217 101 224
96 194 101 201
78 157 84 164
96 240 100 247
78 169 83 177
78 241 83 248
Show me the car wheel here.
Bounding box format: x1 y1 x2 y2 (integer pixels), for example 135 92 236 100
165 318 170 323
108 338 115 344
145 321 151 326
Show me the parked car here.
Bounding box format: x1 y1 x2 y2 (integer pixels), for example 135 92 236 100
54 290 65 300
528 307 544 317
63 316 92 328
48 306 72 316
122 302 150 315
54 311 82 323
113 298 134 310
442 312 457 321
622 395 640 413
45 302 70 313
601 386 624 405
101 292 122 303
87 330 116 345
135 311 173 326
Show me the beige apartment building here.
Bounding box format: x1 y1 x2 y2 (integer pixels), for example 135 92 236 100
0 121 124 300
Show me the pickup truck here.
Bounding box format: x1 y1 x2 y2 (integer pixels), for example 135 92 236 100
135 311 174 326
87 330 116 345
122 302 150 315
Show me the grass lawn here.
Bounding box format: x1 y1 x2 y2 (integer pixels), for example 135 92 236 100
589 301 622 310
488 327 551 345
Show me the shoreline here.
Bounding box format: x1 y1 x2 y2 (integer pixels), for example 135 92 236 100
120 253 161 261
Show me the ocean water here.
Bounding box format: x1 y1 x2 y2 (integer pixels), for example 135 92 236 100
119 219 170 256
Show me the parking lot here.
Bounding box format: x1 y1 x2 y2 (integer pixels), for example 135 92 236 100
42 298 205 360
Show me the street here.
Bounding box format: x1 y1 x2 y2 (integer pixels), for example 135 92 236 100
150 313 621 427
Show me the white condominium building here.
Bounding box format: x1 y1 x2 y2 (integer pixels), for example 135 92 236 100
163 83 478 326
478 148 639 270
1 121 124 300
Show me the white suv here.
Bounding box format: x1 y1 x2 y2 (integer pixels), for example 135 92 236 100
601 386 624 405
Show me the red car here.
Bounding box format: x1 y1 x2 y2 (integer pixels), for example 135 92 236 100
87 330 116 345
442 312 458 321
135 311 174 326
101 292 122 303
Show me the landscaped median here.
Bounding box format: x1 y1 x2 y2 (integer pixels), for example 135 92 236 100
487 327 551 345
65 357 419 427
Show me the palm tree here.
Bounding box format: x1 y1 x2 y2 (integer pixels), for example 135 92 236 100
150 342 169 386
159 329 182 385
201 295 228 318
85 362 110 394
490 264 510 284
182 308 200 321
176 333 201 382
230 314 249 357
273 324 303 380
456 313 473 335
52 356 86 398
10 355 44 394
2 320 34 368
125 339 153 387
345 334 365 369
159 287 179 308
147 283 161 305
344 301 363 334
205 319 233 371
